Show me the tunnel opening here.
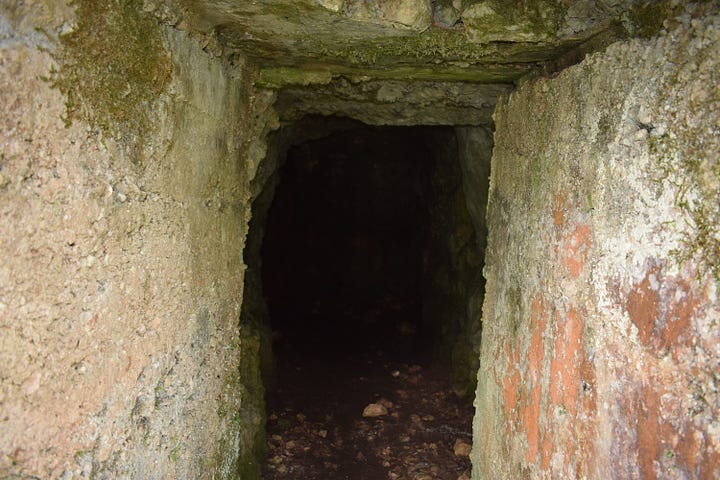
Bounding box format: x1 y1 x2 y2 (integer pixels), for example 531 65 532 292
262 124 432 358
245 117 491 479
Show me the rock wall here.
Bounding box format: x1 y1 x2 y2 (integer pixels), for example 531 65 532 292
0 4 276 478
474 11 720 480
454 126 493 396
421 128 492 396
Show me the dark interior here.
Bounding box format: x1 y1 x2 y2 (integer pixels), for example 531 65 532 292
259 123 478 480
261 125 438 356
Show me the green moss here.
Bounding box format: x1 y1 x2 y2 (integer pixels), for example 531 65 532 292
350 64 530 82
322 27 559 68
52 0 171 145
74 450 89 461
169 440 181 463
235 319 269 480
650 134 720 285
374 28 483 62
256 56 534 87
462 0 562 43
450 339 480 397
210 314 269 479
236 446 263 480
505 285 524 337
256 67 332 89
211 372 243 479
627 0 684 38
650 2 720 287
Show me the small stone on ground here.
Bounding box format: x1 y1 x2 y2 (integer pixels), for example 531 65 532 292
363 402 389 417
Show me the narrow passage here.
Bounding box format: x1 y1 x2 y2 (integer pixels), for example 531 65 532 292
260 126 474 480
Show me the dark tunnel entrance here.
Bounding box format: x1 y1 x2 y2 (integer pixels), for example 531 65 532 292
261 126 432 356
255 120 489 479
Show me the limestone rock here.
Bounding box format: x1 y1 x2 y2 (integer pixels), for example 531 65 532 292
384 0 433 29
462 0 557 43
344 0 432 30
315 0 344 12
362 402 389 417
453 439 472 457
432 0 462 27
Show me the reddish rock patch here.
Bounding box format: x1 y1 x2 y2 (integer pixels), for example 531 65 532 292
660 282 696 356
576 346 597 477
562 224 592 278
549 307 583 416
524 297 549 464
553 193 567 228
499 295 552 464
627 266 662 346
540 432 553 471
618 368 719 480
542 306 596 477
636 384 665 480
626 266 698 356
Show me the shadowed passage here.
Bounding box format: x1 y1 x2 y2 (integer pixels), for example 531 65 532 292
260 125 474 480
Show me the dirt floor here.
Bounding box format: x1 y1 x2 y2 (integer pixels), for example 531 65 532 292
262 306 474 480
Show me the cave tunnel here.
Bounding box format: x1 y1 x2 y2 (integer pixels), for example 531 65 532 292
5 3 720 479
251 117 490 479
262 124 433 356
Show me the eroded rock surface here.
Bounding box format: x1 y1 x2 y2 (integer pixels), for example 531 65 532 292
0 5 277 478
182 0 644 84
476 9 720 479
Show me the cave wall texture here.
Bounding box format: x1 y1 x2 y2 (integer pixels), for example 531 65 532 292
0 3 277 478
420 127 491 397
475 11 720 480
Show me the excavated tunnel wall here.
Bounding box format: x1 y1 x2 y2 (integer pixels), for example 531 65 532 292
475 15 720 479
0 9 278 478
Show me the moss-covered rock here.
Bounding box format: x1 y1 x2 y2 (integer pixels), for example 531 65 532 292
52 0 171 142
182 0 634 84
627 0 686 38
256 67 333 89
344 0 433 30
462 0 561 43
474 10 720 478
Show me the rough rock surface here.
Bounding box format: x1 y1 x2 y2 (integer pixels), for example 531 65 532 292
344 0 433 30
474 10 720 479
421 128 489 397
185 0 640 83
274 79 512 126
0 10 277 480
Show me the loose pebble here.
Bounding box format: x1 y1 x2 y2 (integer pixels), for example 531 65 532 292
363 402 389 417
453 439 472 457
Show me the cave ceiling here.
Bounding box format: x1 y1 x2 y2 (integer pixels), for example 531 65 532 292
179 0 636 85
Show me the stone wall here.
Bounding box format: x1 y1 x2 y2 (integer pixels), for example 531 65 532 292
420 128 492 396
0 4 276 478
474 11 719 479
